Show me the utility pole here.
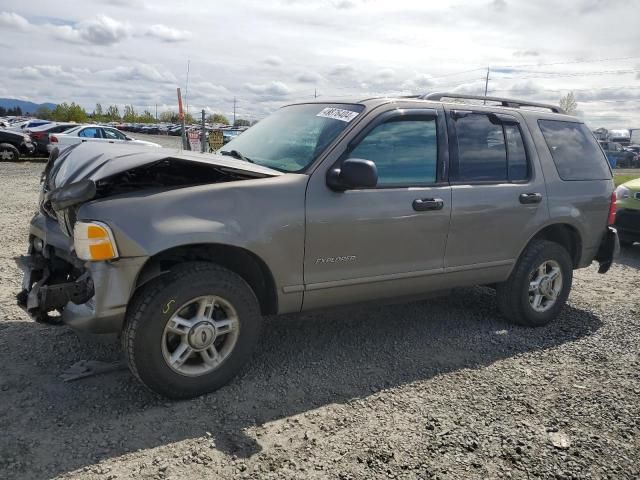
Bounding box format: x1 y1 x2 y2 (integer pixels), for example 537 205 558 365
314 88 317 99
483 66 490 104
155 104 157 122
233 97 237 126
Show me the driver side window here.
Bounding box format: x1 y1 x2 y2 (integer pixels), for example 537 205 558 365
103 128 126 140
349 117 438 186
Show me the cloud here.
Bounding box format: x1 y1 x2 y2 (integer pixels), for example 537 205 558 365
370 68 395 85
401 73 435 92
192 82 229 96
243 81 290 97
328 64 355 76
0 11 30 31
97 63 177 83
9 65 79 83
489 0 507 11
332 0 357 8
146 24 192 42
264 55 284 66
513 50 540 57
296 71 322 83
49 15 129 45
105 0 145 6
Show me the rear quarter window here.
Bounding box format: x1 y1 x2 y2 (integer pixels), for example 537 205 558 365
538 120 611 181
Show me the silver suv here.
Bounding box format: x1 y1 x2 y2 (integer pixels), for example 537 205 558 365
17 93 619 398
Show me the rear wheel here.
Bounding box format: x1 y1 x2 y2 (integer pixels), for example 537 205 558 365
122 262 262 399
0 143 19 162
496 240 573 327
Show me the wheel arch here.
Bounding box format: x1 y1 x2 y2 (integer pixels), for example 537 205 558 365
133 243 278 316
522 223 583 268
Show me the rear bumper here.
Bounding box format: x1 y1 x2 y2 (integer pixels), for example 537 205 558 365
594 226 620 274
16 214 147 334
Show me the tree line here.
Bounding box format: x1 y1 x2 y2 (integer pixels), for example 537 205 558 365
21 103 247 126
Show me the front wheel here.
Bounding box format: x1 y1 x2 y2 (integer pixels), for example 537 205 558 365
496 240 573 327
122 262 262 399
0 143 19 162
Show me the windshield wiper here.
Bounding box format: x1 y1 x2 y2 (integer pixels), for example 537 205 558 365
220 150 254 163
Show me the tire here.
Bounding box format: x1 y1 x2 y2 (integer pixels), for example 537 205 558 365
496 240 573 327
0 143 19 162
122 262 262 399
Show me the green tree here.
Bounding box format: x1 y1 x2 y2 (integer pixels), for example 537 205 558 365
35 106 53 120
207 113 230 125
105 105 121 122
67 103 88 122
93 103 104 121
159 111 177 123
559 92 577 115
137 110 155 123
51 103 69 121
123 105 136 123
184 112 195 124
234 118 250 127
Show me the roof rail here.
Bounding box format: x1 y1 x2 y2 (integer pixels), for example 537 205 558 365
419 92 567 114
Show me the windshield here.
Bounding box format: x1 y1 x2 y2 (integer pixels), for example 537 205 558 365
221 103 364 172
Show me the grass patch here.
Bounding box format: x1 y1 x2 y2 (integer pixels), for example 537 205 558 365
614 174 640 187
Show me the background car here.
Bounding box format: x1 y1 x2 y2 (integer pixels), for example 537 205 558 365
615 178 640 246
599 140 637 168
27 122 78 154
0 129 35 160
50 125 162 148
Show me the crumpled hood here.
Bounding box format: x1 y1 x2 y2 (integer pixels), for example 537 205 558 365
47 142 282 190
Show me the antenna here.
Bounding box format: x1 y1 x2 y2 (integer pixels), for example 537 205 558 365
184 59 190 118
483 66 490 104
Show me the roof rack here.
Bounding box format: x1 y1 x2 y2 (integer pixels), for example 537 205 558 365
419 92 566 114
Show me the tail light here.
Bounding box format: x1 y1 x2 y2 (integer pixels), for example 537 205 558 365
607 191 616 226
50 135 58 143
30 132 47 140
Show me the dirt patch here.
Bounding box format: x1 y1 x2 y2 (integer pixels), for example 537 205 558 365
0 162 639 479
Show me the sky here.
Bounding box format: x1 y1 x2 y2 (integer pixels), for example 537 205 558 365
1 0 639 128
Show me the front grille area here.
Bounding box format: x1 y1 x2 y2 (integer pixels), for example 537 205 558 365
616 209 640 233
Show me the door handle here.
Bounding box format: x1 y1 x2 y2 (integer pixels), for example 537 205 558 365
413 198 444 211
81 139 87 142
519 193 543 204
108 141 114 143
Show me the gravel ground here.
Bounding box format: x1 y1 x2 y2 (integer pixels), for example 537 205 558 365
0 161 639 480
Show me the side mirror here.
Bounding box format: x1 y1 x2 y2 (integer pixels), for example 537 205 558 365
327 158 378 191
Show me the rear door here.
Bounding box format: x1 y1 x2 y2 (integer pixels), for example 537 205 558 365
77 127 104 144
443 108 549 271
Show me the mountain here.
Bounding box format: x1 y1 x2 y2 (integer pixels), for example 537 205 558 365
0 98 57 114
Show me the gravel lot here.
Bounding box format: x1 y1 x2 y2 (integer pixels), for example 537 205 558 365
1 161 639 480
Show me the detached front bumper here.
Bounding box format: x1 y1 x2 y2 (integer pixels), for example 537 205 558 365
594 226 620 274
16 215 148 334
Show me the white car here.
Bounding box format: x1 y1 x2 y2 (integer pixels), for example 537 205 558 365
50 125 161 149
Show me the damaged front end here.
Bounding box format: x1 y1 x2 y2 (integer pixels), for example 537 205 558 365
17 143 282 331
16 239 94 324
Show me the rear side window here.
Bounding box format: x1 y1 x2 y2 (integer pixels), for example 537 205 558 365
452 113 528 182
538 120 611 180
79 127 101 138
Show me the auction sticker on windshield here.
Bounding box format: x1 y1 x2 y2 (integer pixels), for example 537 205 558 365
316 107 359 122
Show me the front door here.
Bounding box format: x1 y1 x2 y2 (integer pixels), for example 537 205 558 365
303 108 452 310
